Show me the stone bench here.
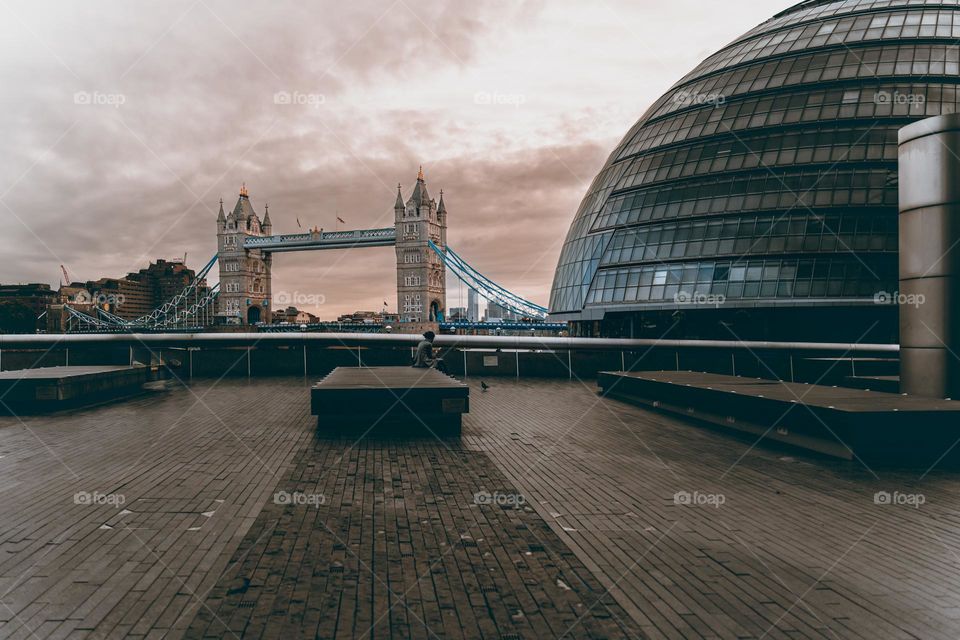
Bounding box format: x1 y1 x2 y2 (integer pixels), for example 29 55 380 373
311 366 468 436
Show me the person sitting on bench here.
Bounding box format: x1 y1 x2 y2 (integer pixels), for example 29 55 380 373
412 331 446 372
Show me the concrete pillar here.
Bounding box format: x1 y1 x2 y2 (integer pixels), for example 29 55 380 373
898 114 960 397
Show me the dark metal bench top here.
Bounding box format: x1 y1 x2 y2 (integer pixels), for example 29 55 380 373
0 366 141 381
314 366 467 391
600 370 960 413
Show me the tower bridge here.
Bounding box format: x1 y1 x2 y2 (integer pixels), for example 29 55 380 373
216 167 448 326
62 168 547 331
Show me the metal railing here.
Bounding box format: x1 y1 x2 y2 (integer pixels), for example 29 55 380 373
0 332 900 352
0 332 898 384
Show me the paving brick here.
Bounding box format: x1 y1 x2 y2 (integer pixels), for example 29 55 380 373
181 432 638 638
2 376 959 638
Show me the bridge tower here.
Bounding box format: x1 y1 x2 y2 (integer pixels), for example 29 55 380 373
216 184 273 325
395 167 446 326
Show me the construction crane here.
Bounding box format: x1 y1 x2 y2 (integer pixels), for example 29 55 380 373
60 265 71 286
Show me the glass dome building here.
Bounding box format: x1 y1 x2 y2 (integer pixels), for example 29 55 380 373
549 0 960 341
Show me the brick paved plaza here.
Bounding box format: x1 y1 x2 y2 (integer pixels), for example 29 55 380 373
1 377 958 639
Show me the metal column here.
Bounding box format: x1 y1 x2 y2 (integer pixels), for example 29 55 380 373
898 113 960 397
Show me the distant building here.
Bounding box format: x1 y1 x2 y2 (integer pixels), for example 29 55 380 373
86 276 151 319
273 306 319 324
486 302 515 322
57 285 93 305
133 259 204 316
0 283 56 332
467 289 479 322
0 283 57 317
47 259 210 332
85 259 209 321
336 310 390 324
447 306 467 321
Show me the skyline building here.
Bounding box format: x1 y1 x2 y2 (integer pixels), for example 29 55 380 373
467 289 479 322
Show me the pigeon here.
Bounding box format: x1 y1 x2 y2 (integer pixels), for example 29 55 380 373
481 381 490 392
226 577 251 595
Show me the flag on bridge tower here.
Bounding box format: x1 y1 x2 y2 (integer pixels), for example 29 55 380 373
336 216 345 224
296 217 302 229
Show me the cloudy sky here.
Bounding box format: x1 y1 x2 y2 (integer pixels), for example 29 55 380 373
0 0 796 319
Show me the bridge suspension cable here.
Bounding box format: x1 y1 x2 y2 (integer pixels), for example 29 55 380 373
66 255 220 331
428 241 548 320
123 255 219 326
63 304 113 331
95 282 221 329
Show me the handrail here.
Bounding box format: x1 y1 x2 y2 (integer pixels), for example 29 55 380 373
0 331 900 353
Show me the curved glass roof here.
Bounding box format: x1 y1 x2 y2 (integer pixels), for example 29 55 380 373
550 0 960 317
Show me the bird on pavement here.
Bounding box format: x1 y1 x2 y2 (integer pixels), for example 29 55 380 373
481 381 490 392
226 577 251 595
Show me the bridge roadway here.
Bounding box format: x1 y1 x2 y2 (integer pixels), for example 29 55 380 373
0 377 958 638
243 228 396 252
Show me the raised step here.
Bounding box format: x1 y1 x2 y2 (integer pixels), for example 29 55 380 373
598 370 960 463
0 365 163 413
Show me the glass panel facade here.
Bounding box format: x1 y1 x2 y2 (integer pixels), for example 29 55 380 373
599 213 897 266
584 256 895 305
684 3 960 81
550 0 960 326
617 82 952 160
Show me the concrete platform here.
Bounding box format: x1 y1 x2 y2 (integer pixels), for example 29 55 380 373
311 366 468 435
598 370 960 462
5 378 960 638
0 365 164 413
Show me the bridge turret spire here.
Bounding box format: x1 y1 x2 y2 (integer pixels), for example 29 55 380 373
394 183 404 212
408 167 430 207
437 189 446 215
239 182 248 198
262 203 272 234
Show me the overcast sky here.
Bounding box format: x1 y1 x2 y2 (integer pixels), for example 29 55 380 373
0 0 797 318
